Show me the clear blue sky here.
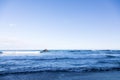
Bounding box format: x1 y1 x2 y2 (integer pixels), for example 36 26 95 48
0 0 120 50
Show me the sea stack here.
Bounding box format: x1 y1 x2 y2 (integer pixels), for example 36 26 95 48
40 49 48 53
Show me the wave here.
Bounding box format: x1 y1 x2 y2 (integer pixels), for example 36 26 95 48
0 66 120 75
1 50 120 75
1 53 120 60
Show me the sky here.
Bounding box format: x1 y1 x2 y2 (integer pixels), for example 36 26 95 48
0 0 120 50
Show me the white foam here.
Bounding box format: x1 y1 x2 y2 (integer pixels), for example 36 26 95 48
1 51 40 56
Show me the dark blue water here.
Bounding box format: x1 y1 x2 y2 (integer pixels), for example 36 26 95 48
0 50 120 74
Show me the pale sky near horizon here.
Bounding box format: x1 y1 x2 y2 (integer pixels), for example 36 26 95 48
0 0 120 50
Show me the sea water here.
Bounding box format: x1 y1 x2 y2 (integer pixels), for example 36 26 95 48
0 50 120 74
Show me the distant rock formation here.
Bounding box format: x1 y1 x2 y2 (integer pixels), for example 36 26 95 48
40 49 48 53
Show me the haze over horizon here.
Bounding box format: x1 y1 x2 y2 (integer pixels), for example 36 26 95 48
0 0 120 50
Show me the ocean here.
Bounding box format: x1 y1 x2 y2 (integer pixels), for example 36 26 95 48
0 50 120 74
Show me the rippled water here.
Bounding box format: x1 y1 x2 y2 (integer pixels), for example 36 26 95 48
0 50 120 74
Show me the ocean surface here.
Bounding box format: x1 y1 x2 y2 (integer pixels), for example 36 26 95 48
0 50 120 74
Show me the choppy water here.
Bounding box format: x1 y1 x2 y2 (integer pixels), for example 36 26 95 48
0 50 120 74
